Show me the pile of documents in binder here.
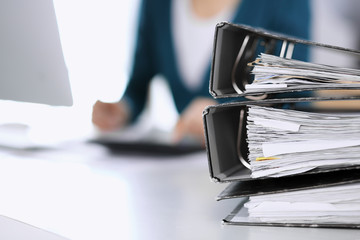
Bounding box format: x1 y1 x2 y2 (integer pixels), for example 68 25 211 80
247 105 360 178
203 23 360 228
242 182 360 225
247 53 360 92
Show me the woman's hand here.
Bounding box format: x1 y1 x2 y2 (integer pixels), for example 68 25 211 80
92 100 130 131
173 97 217 147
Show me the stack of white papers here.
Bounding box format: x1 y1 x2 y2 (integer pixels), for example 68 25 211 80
241 182 360 224
245 53 360 92
247 106 360 178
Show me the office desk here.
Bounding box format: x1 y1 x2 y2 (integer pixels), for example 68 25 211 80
0 142 358 240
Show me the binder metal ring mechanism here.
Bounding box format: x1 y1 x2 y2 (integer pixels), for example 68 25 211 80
203 22 360 229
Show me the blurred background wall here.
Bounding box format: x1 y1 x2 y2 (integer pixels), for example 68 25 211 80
1 0 360 142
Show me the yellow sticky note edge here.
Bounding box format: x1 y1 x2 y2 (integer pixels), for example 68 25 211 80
256 157 279 161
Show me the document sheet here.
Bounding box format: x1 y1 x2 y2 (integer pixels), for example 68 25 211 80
247 106 360 178
246 53 360 91
234 183 360 225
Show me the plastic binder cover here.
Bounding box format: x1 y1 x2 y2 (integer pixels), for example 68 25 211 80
219 168 360 228
222 198 360 229
203 98 360 183
210 22 360 99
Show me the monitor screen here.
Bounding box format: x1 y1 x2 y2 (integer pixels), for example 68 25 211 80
0 0 73 106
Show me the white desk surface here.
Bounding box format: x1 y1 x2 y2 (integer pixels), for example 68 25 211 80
0 141 358 240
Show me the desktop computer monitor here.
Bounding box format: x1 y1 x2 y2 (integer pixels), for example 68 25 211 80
0 0 73 106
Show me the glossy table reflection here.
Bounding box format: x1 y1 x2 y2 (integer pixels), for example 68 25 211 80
0 142 358 240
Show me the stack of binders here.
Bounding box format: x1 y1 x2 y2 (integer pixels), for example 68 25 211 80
203 23 360 228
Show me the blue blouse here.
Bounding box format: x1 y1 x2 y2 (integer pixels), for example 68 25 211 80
123 0 311 122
